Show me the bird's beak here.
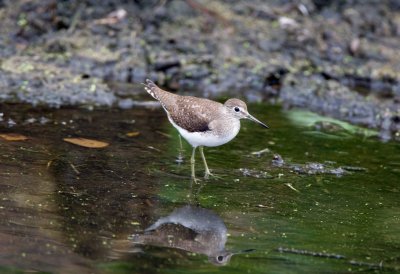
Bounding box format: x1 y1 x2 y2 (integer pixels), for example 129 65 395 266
246 113 269 129
233 248 256 255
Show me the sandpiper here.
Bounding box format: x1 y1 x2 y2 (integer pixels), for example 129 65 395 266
144 79 268 181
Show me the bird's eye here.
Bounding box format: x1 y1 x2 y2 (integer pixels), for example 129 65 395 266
234 107 240 112
217 255 224 262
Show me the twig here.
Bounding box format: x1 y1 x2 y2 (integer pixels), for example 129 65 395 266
277 247 345 259
69 162 80 175
285 183 300 193
184 0 229 25
67 3 85 34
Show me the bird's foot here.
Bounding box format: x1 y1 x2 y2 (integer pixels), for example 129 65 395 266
204 171 222 180
191 175 200 184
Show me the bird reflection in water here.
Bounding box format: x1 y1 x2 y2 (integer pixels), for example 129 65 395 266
131 205 254 266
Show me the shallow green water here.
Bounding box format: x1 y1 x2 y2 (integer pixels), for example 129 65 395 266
0 103 399 273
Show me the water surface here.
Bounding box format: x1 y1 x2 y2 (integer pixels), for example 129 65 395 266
0 103 399 273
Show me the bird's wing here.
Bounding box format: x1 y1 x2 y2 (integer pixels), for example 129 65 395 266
143 79 222 133
169 97 222 133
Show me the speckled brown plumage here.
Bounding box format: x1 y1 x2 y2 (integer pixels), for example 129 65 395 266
144 79 226 133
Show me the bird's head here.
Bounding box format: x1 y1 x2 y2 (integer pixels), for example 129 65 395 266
208 251 234 266
208 248 256 266
224 98 269 128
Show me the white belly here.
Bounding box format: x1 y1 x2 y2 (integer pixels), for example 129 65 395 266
168 116 240 148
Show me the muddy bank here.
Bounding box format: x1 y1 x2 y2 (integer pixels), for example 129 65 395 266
0 0 399 140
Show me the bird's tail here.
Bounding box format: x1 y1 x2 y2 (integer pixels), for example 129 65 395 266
143 79 162 101
143 79 176 110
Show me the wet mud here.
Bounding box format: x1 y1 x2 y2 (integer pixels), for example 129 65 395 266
0 1 399 140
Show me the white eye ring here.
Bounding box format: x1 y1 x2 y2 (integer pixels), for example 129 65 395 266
234 107 240 112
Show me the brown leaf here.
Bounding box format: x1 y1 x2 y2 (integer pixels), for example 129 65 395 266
63 137 109 148
126 131 140 137
0 133 29 141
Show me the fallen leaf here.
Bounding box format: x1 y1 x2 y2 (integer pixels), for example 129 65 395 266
126 131 140 137
63 137 109 148
0 133 29 141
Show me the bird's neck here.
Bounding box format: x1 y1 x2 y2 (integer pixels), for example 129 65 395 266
216 117 241 138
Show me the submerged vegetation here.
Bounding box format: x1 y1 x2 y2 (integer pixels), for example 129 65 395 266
0 104 399 273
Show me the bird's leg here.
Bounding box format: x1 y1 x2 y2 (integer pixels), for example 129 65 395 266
190 146 198 183
178 134 184 152
199 146 213 179
176 134 184 164
188 178 204 205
